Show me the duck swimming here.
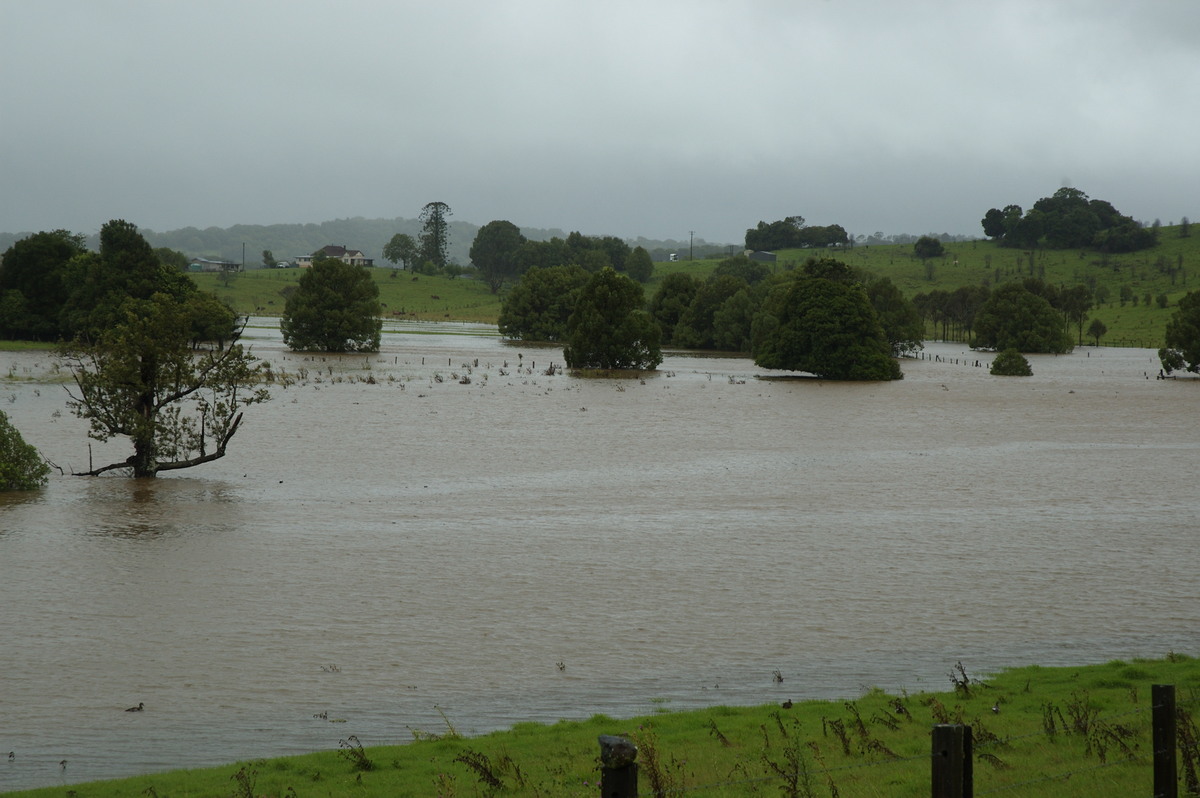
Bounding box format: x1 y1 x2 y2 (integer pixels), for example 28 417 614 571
125 702 144 712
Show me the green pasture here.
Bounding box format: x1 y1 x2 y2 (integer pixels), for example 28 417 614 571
7 654 1197 798
191 268 504 325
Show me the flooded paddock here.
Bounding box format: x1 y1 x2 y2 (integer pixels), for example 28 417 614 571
1 323 1197 791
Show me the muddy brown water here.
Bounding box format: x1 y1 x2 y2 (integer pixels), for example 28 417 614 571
1 321 1197 790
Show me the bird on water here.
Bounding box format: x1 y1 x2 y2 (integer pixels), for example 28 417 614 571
125 702 145 712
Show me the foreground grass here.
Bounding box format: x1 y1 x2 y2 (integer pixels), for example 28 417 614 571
8 655 1198 798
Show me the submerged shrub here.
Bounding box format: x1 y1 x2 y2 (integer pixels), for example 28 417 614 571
991 348 1033 376
0 409 50 490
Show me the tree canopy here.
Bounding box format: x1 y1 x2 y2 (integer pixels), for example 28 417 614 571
1159 290 1200 375
913 235 945 259
382 233 417 270
972 283 1073 353
981 188 1156 253
752 261 902 380
649 272 702 345
470 220 527 293
281 257 382 352
990 348 1033 376
497 264 590 342
866 277 924 357
745 217 849 251
563 267 662 370
0 229 87 339
0 409 50 490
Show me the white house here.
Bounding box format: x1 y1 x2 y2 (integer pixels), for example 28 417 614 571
294 245 375 268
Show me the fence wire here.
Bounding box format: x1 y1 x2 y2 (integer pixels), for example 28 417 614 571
641 693 1199 796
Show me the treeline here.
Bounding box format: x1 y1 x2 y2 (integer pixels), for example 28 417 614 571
0 218 734 272
913 279 1092 352
744 215 850 251
501 254 923 364
0 228 234 343
981 187 1157 253
499 251 1119 362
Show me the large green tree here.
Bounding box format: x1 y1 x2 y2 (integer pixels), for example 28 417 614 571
62 219 198 338
470 220 527 293
60 220 268 478
382 233 417 270
563 267 662 370
751 272 901 381
497 264 590 341
418 201 452 268
281 257 382 352
913 235 945 259
0 409 50 490
972 283 1073 353
1159 290 1200 375
0 229 87 339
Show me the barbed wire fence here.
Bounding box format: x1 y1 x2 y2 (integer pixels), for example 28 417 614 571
597 685 1199 797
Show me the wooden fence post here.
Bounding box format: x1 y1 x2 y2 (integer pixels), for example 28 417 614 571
932 723 973 798
1153 684 1177 798
598 735 637 798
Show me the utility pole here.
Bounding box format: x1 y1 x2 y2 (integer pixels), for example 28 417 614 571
689 230 694 261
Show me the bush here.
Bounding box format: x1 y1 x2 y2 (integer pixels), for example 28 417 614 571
0 409 50 490
990 348 1033 376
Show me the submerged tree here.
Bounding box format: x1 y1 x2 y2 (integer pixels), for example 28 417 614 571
972 283 1073 353
65 299 268 477
563 267 662 370
752 272 901 381
281 256 382 352
1160 290 1200 375
60 220 269 478
990 348 1033 376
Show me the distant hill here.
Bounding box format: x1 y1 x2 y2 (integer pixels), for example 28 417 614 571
1 217 735 268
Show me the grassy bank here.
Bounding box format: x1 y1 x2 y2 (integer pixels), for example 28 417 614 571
7 654 1197 797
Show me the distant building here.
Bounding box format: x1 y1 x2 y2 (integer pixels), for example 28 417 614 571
294 245 374 268
746 250 777 263
188 257 238 273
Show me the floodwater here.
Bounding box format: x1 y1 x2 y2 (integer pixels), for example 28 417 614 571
1 321 1197 792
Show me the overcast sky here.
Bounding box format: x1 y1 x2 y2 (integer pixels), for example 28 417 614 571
3 0 1198 244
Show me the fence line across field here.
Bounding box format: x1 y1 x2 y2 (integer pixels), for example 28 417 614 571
596 685 1196 797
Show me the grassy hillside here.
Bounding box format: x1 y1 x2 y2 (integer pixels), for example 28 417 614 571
6 654 1197 798
820 227 1195 348
192 268 505 324
195 225 1198 347
653 225 1199 348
